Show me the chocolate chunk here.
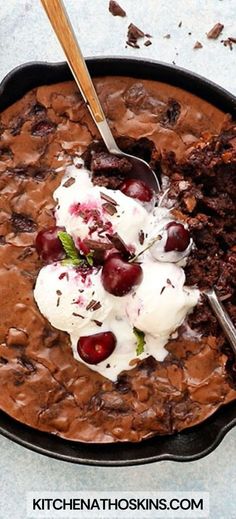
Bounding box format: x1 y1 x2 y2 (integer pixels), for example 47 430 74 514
109 0 126 17
161 98 181 126
193 41 203 49
11 212 37 233
31 119 56 136
106 232 130 258
127 23 145 48
207 23 224 39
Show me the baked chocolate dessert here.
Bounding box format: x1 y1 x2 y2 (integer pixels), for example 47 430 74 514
0 77 235 443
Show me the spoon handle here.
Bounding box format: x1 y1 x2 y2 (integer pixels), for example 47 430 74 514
41 0 118 151
205 289 236 355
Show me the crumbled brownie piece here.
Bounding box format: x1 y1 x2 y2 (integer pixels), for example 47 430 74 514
193 41 203 49
91 151 132 175
127 23 145 48
207 23 224 39
109 0 126 17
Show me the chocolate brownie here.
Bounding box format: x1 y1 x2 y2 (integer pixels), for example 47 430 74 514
0 77 235 442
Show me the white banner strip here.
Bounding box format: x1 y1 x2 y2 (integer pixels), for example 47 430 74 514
27 491 209 518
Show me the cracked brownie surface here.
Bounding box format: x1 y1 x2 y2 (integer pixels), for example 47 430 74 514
0 77 235 442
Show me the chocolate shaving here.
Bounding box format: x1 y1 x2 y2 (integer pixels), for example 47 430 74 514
178 21 182 28
84 239 112 251
193 41 203 49
92 319 103 327
109 0 126 17
106 232 130 258
100 191 118 206
63 177 75 188
102 202 117 215
72 312 85 318
144 40 152 47
160 286 166 295
207 23 224 39
86 300 101 311
138 230 145 245
164 34 171 39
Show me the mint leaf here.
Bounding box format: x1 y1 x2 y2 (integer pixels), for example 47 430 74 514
86 252 94 266
133 327 146 356
58 231 83 266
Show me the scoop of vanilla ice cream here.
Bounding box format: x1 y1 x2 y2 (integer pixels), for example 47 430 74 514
34 159 200 381
54 163 149 253
126 261 199 337
34 263 113 335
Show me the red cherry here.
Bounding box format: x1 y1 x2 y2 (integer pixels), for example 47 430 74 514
101 253 143 296
165 222 190 252
120 179 153 202
35 226 65 262
77 331 116 364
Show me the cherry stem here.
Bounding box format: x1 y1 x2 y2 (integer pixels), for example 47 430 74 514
129 235 161 263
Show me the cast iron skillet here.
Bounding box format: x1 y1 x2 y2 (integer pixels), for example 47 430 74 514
0 57 235 466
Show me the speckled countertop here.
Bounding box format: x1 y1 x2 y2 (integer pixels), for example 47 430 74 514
0 1 235 518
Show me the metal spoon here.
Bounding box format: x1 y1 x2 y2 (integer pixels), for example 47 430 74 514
204 288 236 355
40 0 160 193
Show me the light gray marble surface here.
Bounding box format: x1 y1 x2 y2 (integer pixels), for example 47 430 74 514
0 1 235 518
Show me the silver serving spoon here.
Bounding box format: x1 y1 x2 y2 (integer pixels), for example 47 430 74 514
204 288 236 355
41 0 160 193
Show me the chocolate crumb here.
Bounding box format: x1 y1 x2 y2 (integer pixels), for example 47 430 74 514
164 34 171 39
144 39 152 47
193 41 203 49
207 23 224 39
109 0 126 17
178 21 182 28
221 37 236 50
